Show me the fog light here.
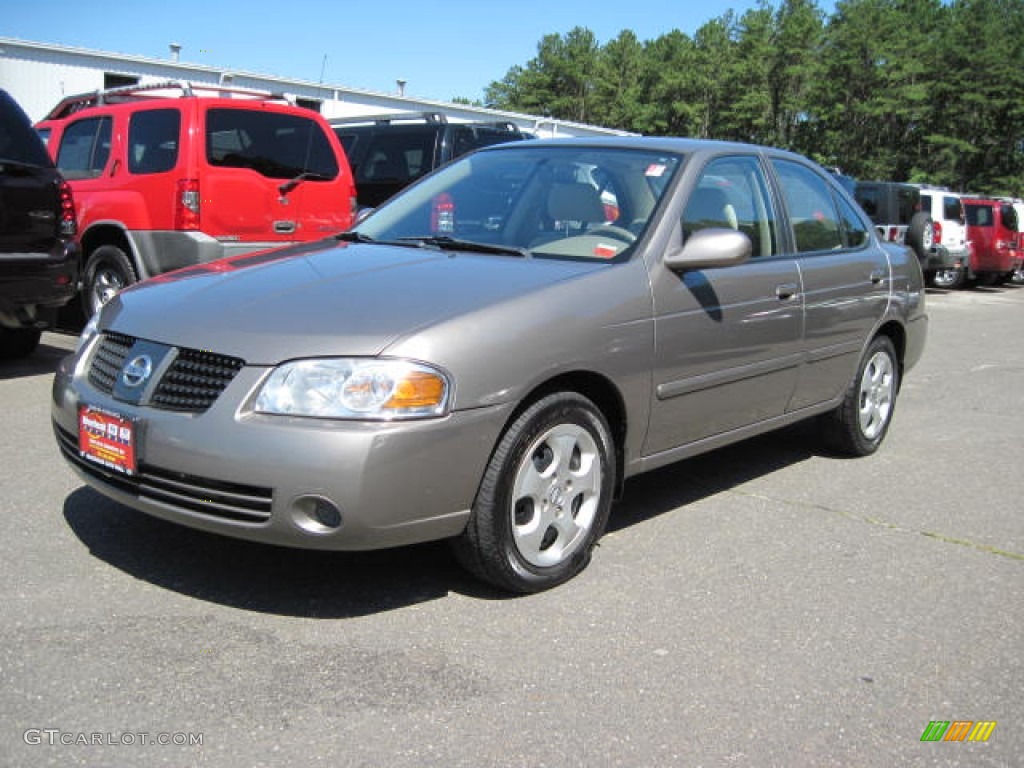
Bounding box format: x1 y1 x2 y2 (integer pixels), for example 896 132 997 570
291 495 343 532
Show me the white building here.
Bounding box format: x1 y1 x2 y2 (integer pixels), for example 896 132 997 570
0 37 631 138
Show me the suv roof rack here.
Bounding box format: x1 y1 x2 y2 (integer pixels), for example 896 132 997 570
42 80 293 120
329 113 524 134
330 111 449 126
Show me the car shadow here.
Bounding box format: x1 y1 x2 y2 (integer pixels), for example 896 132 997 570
0 340 73 380
610 422 817 532
62 424 817 618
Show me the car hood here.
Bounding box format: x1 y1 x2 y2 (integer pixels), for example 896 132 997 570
102 239 600 364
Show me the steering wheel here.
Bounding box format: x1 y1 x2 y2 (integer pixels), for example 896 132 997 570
587 225 637 243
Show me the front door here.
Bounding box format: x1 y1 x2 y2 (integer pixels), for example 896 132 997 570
644 154 804 456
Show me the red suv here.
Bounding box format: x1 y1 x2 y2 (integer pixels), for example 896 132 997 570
962 197 1022 286
37 81 356 314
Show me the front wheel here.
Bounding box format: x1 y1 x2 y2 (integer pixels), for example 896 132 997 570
84 245 138 316
452 392 616 593
821 336 900 457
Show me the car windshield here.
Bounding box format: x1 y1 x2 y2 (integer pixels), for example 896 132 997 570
353 144 683 262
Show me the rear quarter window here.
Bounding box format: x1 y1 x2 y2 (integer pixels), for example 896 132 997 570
56 116 112 179
772 159 843 253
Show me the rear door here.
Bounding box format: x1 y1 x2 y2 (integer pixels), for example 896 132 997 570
770 158 889 411
202 104 352 247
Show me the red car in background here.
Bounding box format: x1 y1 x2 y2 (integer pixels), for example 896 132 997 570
962 197 1022 285
37 81 356 315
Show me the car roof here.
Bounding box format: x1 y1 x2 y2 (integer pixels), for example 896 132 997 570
481 135 815 162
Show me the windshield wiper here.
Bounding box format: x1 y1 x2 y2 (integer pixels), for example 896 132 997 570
336 231 376 244
398 235 531 258
279 171 330 196
335 231 430 250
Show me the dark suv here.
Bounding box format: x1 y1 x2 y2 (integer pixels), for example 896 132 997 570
0 89 79 358
853 181 933 265
331 113 528 208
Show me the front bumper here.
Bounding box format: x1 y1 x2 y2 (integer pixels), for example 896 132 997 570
129 230 289 280
52 354 512 551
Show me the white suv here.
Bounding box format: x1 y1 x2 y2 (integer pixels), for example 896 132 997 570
915 186 970 288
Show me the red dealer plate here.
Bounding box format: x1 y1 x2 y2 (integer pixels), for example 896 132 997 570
78 405 137 475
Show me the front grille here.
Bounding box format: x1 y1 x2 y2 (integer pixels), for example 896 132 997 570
55 424 273 524
88 332 134 394
152 349 245 412
86 332 245 413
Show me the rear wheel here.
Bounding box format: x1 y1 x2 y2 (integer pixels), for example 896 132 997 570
0 327 42 359
84 244 137 316
821 336 899 457
452 392 615 593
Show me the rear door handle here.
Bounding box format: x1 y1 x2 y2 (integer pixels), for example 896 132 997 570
775 283 799 300
869 269 885 284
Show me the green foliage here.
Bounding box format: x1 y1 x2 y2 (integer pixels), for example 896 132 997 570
484 0 1024 194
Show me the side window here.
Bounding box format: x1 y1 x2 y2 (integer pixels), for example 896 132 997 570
966 205 990 227
355 132 433 184
838 194 870 248
919 193 933 218
128 109 180 175
451 127 519 159
772 159 843 253
943 196 965 225
682 155 777 258
55 117 112 179
1000 204 1018 231
897 188 919 225
854 186 880 221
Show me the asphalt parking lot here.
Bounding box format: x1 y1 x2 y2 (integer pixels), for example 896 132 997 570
1 285 1021 767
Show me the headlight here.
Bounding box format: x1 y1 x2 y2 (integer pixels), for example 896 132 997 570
253 358 450 420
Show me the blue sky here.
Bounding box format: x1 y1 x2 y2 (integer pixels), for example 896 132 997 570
6 0 835 103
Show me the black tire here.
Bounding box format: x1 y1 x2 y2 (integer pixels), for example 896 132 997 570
821 336 899 457
0 327 42 359
905 212 933 261
451 392 616 593
84 244 137 316
929 266 964 290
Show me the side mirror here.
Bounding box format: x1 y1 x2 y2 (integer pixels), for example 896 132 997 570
664 227 752 272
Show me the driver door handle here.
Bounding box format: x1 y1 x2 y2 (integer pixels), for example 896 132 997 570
775 283 799 300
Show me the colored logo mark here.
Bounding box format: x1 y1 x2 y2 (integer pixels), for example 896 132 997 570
920 721 997 742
